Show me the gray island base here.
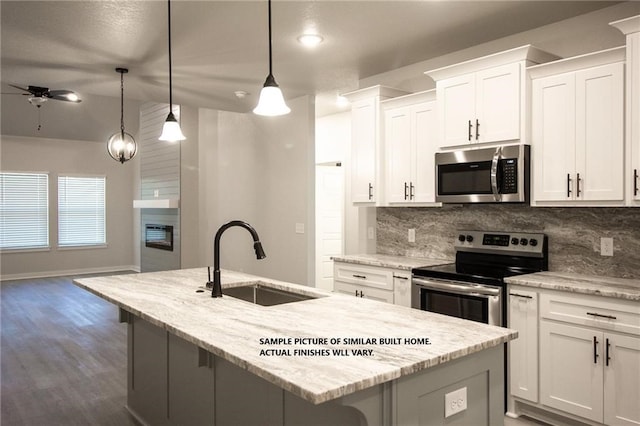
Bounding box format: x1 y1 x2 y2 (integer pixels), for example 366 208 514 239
74 268 514 426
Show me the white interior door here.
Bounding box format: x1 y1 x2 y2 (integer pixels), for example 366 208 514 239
315 164 344 291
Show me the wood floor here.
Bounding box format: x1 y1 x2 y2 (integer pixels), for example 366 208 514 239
1 275 137 426
1 274 550 426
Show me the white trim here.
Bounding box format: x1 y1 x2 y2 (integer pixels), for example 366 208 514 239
57 243 108 251
0 265 140 282
0 246 51 254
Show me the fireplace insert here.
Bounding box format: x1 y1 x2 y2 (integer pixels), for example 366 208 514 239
145 224 174 251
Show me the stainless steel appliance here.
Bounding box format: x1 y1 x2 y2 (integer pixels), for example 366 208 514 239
435 144 530 203
411 230 547 326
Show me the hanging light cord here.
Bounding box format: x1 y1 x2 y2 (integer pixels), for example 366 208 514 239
167 0 174 109
119 70 125 135
268 0 273 77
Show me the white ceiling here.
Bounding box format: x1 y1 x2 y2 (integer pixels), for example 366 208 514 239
0 1 622 117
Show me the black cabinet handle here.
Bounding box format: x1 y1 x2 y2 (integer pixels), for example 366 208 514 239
404 182 408 200
352 274 367 279
606 338 611 367
475 119 480 140
593 336 599 364
509 293 533 299
410 182 415 200
368 183 373 200
634 169 638 196
355 290 360 297
567 174 572 197
576 173 582 197
468 120 473 141
586 312 617 320
393 275 409 280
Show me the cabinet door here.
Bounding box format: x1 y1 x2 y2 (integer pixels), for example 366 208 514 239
385 106 413 204
475 62 521 143
603 333 640 426
351 98 377 203
575 63 624 202
437 73 475 147
532 73 577 202
508 290 538 403
411 101 438 203
539 321 603 422
392 272 411 308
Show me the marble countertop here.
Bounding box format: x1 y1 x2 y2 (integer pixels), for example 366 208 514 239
505 271 640 301
74 268 515 405
331 253 452 270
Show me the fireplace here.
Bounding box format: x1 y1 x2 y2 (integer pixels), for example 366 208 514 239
145 224 174 251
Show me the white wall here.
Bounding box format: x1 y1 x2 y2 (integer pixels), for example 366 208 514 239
196 96 315 286
0 135 137 279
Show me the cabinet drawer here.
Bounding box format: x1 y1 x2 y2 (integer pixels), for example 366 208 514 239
540 292 640 336
334 263 394 291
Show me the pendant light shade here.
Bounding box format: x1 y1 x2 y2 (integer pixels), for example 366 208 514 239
159 0 186 141
107 68 137 164
253 0 290 116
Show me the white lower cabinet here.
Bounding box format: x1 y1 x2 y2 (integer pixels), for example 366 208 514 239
333 262 411 307
508 288 539 403
508 287 640 425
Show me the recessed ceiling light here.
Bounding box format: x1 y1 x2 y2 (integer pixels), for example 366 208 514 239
297 34 324 47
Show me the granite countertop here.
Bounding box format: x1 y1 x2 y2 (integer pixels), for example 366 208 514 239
74 268 515 405
505 271 640 301
331 253 452 270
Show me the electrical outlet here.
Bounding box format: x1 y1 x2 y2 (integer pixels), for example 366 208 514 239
601 237 614 256
295 223 305 234
444 387 467 418
153 189 159 198
367 227 374 240
408 229 416 243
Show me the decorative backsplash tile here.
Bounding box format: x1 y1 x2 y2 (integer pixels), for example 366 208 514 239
377 205 640 279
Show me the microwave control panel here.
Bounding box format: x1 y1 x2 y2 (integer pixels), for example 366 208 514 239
500 159 517 193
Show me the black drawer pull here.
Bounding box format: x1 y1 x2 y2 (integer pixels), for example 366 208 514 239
509 293 533 299
586 312 617 320
593 336 599 364
468 120 473 141
606 338 611 367
567 173 572 197
394 275 409 280
352 274 367 279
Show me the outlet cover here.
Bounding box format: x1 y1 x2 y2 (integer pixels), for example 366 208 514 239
367 227 375 240
153 189 159 198
601 237 614 256
408 228 416 243
444 387 467 418
295 223 305 234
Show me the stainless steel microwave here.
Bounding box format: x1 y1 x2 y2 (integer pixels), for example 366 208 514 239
435 144 530 203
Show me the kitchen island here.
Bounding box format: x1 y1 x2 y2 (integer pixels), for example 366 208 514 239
74 268 516 426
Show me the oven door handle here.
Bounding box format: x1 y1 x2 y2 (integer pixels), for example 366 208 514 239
412 277 501 297
490 146 502 202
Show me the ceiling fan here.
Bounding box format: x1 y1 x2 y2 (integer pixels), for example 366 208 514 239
5 84 82 106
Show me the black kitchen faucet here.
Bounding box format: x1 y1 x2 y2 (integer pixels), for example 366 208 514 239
209 220 266 298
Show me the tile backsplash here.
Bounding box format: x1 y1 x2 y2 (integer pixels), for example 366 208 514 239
377 205 640 278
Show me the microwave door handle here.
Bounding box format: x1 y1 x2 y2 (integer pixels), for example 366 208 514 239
490 146 502 202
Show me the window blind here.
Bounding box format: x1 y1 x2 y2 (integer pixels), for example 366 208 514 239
0 172 49 250
58 175 106 247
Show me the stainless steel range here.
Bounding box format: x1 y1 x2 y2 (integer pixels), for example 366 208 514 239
411 230 548 326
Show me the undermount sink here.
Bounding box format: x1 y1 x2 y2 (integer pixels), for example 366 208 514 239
223 282 319 306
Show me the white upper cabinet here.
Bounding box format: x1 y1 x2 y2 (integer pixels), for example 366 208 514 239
530 48 625 206
382 90 439 206
611 16 640 206
342 86 409 204
426 45 558 149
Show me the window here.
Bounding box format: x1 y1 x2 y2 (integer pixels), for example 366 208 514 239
0 172 49 250
58 175 106 247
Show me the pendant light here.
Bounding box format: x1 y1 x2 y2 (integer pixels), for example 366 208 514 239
159 0 186 141
107 68 137 164
253 0 290 116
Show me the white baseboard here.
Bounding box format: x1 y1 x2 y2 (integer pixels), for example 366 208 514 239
0 265 140 282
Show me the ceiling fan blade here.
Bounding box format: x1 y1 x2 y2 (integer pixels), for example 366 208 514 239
8 83 31 93
48 90 82 103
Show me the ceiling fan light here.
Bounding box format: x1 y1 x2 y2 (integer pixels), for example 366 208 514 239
64 93 80 102
159 111 186 141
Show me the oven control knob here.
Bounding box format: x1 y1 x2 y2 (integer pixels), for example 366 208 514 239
458 234 466 242
529 238 538 247
465 235 474 243
511 237 519 245
519 238 528 246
